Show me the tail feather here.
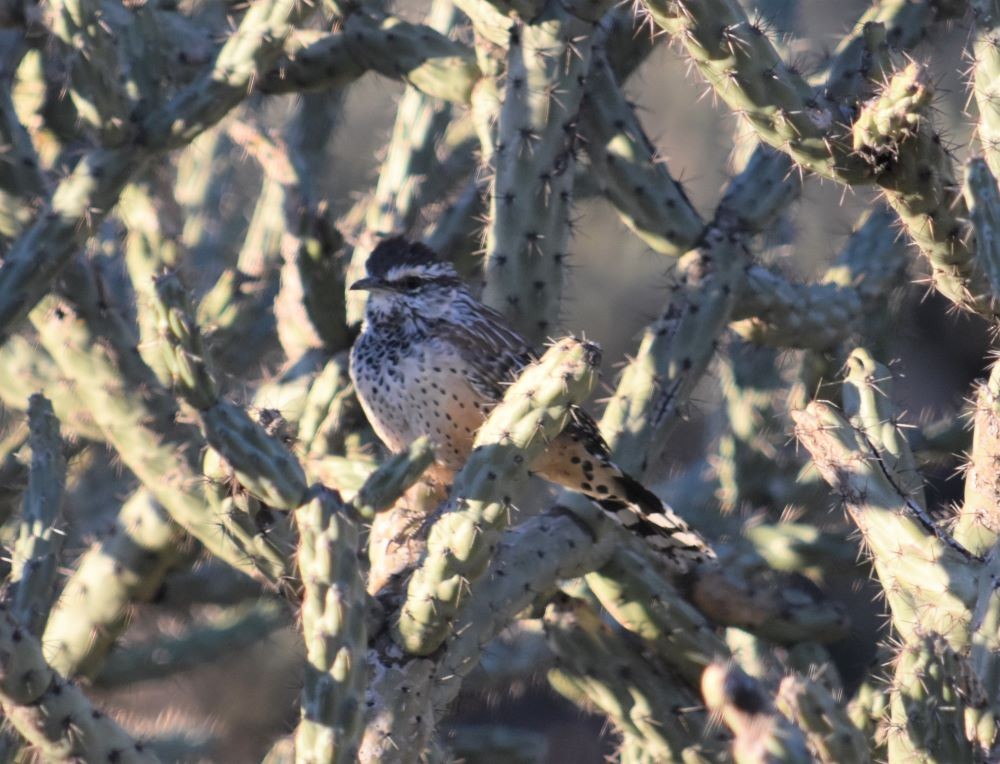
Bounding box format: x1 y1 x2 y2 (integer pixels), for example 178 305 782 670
601 472 715 570
533 418 714 571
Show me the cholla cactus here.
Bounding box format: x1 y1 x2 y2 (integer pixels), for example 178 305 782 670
5 0 1000 760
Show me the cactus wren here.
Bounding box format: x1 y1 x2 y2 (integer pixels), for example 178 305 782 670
349 237 711 569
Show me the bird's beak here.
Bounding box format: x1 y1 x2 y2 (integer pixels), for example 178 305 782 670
350 277 383 291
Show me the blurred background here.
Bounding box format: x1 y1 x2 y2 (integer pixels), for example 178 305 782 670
35 0 994 760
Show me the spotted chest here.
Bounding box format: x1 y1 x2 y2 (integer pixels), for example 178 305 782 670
350 329 491 471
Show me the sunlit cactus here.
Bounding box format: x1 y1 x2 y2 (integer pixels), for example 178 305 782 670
4 0 1000 760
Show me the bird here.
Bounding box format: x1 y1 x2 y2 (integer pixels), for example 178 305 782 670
349 236 712 571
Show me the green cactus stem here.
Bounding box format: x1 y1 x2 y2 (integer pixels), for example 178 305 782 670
963 156 1000 303
852 62 996 316
0 603 158 762
481 2 600 342
583 545 726 685
7 394 66 637
261 12 480 105
886 634 977 763
792 355 988 648
974 0 1000 176
118 181 183 384
0 334 103 441
42 490 189 679
544 596 712 762
29 261 279 582
395 338 600 654
0 0 316 344
294 487 367 764
48 0 129 144
640 0 860 182
353 436 435 521
154 271 310 511
775 674 870 764
579 51 702 257
599 230 744 477
432 501 617 712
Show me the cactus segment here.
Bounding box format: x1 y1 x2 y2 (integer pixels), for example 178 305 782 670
7 395 66 638
395 338 600 654
481 3 597 342
294 488 367 764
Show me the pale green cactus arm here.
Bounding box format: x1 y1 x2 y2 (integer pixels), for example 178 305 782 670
118 181 183 384
0 604 159 762
0 335 103 440
7 394 66 637
0 0 317 343
353 436 435 521
599 230 743 476
639 0 858 182
579 51 702 257
776 674 870 764
42 490 188 679
886 635 977 763
963 156 1000 303
974 0 1000 175
28 260 281 582
852 63 996 317
544 596 714 762
260 13 480 105
48 0 129 144
293 488 367 764
395 338 601 654
583 546 727 684
154 272 310 511
479 5 592 340
792 363 983 649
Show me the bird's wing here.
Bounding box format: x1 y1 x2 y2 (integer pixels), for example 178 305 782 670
431 303 535 402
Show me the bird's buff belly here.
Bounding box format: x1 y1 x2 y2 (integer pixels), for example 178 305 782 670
353 356 488 471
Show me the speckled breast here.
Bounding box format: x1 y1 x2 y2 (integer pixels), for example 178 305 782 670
350 332 488 471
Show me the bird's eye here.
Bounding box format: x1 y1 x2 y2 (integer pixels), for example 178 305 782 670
398 276 422 290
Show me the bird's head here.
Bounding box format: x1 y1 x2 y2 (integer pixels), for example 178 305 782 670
351 237 464 322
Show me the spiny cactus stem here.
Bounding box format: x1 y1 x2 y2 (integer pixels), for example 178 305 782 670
293 488 367 764
395 338 601 655
853 62 996 317
0 0 315 343
154 271 310 510
260 12 481 105
974 0 1000 177
353 436 436 521
481 1 597 342
0 604 159 762
42 490 189 679
432 502 616 711
28 264 281 584
544 596 711 760
7 394 66 638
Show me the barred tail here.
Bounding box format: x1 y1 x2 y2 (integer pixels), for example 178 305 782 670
599 471 715 571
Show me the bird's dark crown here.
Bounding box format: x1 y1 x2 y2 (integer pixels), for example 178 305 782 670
366 237 441 279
